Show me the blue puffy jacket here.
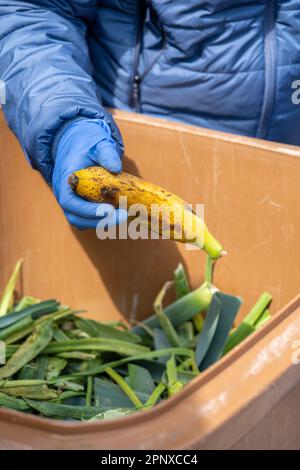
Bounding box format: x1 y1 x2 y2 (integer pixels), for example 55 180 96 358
1 1 300 183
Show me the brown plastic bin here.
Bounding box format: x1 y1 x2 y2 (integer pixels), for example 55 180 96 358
0 110 300 450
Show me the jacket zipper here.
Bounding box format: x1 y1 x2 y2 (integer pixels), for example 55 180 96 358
130 2 147 112
130 1 167 112
256 0 277 139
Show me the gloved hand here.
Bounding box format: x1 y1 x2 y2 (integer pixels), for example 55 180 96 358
52 119 128 230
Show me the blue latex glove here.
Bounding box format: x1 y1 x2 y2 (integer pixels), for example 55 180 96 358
52 119 128 230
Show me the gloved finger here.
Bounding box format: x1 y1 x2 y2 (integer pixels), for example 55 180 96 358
64 211 100 230
56 179 115 219
91 139 123 173
56 120 113 162
101 109 125 156
96 207 128 228
114 208 128 225
54 120 122 180
66 208 128 232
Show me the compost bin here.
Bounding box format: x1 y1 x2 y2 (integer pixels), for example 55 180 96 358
0 110 300 450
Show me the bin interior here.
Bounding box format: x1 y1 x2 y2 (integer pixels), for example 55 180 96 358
1 110 300 328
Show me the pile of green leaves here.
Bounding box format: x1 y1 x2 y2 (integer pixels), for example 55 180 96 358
0 259 271 421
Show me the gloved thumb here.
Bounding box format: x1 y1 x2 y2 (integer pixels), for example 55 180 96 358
91 139 123 174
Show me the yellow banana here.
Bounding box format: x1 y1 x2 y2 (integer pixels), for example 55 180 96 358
68 166 224 259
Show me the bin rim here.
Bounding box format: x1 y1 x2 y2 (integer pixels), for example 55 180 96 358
110 109 300 160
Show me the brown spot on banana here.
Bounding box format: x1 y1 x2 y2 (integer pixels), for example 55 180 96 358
100 186 120 206
68 174 79 192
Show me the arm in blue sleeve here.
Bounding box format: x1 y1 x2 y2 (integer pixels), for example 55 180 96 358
0 0 123 183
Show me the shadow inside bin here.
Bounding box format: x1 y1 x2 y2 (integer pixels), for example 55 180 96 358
73 156 186 323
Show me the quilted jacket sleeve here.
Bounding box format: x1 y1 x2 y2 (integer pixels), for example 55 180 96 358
0 0 123 183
